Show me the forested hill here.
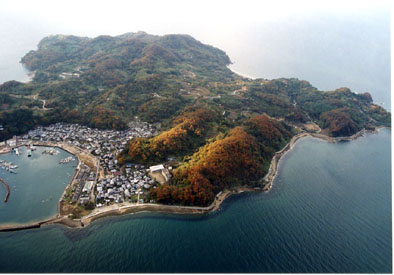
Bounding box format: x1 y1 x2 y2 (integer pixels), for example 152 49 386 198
21 32 233 84
0 31 390 206
0 32 390 142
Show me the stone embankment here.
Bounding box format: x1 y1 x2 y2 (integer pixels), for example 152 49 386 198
0 177 10 203
0 126 386 232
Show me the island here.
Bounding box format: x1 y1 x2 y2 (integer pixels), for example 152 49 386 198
0 32 390 230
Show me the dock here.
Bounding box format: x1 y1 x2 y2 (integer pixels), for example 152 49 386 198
0 177 10 203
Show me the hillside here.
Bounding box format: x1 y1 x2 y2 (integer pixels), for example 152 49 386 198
147 115 294 206
0 32 391 207
0 32 390 141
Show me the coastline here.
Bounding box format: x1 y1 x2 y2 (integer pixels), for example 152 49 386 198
0 126 388 232
261 126 387 192
20 68 35 84
227 65 256 80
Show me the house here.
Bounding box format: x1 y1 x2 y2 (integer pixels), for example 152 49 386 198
150 164 165 173
149 164 171 184
6 139 16 147
82 181 94 193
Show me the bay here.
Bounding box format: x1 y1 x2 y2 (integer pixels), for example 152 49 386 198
0 128 390 273
0 6 391 273
0 146 77 225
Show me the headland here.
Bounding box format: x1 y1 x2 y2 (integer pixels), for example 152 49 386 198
0 126 386 232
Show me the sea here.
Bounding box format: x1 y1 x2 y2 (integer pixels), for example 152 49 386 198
0 146 77 225
0 8 391 273
0 129 391 273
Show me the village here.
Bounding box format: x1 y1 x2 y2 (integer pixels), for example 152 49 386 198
0 120 173 213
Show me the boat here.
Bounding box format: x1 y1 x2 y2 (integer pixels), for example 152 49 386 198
15 148 19 155
30 144 36 151
42 148 60 155
59 156 74 164
27 149 32 157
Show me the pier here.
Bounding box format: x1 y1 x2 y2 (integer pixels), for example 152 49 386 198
0 177 10 203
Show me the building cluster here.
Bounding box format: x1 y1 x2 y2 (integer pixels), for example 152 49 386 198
96 164 156 205
24 121 160 207
26 122 158 173
71 163 95 205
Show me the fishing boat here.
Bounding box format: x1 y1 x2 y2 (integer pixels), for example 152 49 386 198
59 156 74 164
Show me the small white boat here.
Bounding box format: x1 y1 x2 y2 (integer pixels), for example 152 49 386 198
27 149 32 157
15 148 19 155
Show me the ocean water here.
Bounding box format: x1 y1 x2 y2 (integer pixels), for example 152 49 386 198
0 146 77 225
223 10 391 110
0 128 390 273
0 8 390 110
0 7 391 273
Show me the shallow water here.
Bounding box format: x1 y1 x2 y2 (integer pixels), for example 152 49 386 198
0 146 77 225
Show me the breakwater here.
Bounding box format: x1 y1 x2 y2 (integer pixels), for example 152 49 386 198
0 177 10 203
0 216 75 232
0 127 387 232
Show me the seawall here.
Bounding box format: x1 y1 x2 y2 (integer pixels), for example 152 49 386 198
0 177 10 203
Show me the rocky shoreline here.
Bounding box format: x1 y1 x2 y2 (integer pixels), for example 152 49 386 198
0 126 387 232
261 126 386 192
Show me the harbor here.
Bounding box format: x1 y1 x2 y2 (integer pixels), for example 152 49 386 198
0 145 77 226
0 159 18 174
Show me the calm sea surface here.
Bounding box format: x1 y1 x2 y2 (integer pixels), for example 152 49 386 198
0 10 391 273
0 128 391 273
0 8 390 110
0 146 77 225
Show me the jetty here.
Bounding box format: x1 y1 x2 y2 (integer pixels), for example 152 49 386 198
0 177 10 203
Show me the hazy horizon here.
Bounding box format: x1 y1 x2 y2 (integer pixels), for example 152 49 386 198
0 0 391 108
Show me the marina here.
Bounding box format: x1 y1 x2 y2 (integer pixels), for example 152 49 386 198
0 159 18 174
0 128 391 273
0 146 76 225
42 148 60 155
59 156 75 164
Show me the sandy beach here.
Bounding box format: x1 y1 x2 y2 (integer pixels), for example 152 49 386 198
227 65 256 80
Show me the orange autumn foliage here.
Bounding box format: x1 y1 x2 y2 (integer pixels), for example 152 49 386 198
119 107 216 164
151 115 294 206
152 127 265 206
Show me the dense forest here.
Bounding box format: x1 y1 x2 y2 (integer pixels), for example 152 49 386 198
0 32 390 205
148 115 294 206
118 106 217 165
0 32 390 141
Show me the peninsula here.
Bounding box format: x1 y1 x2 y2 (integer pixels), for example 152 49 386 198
0 32 390 230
